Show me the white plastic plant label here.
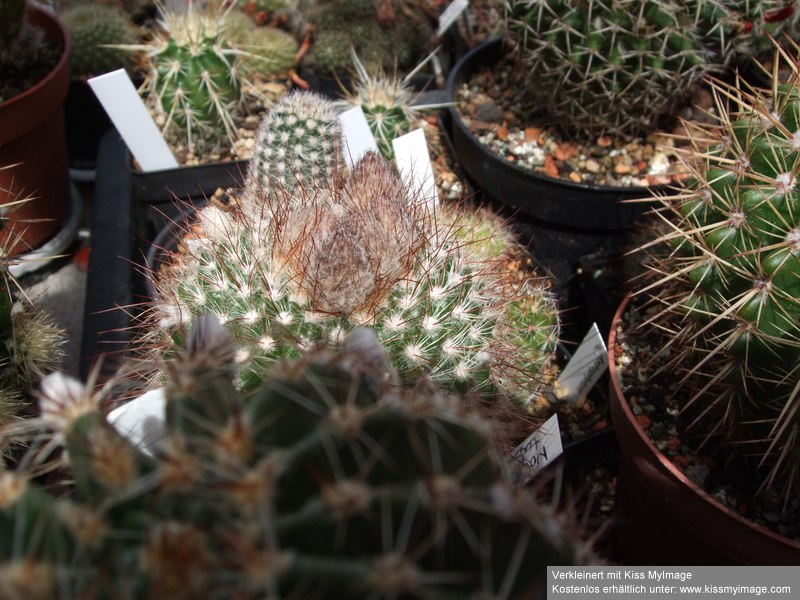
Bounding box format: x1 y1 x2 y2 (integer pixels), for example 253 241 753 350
437 0 469 37
507 414 563 485
392 128 438 208
339 106 379 169
107 387 166 455
88 69 178 172
553 323 608 405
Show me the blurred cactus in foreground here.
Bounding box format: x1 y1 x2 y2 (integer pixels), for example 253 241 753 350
0 322 592 598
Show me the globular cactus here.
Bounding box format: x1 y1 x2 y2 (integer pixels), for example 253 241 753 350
0 323 591 599
145 92 559 406
0 0 28 62
0 0 50 101
504 0 739 139
223 9 299 76
339 51 444 160
636 45 800 501
60 4 138 79
246 90 342 195
303 0 435 74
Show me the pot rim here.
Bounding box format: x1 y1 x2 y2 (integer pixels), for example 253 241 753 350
608 291 800 551
0 6 71 131
445 37 663 195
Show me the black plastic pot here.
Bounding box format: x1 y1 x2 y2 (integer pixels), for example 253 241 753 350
131 157 247 204
129 153 246 245
64 80 112 173
446 38 659 231
80 130 148 380
445 38 663 332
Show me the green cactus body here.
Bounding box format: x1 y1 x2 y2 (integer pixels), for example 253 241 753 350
119 2 295 150
506 0 735 138
306 0 434 73
148 98 558 405
338 52 423 161
0 326 590 598
150 11 242 146
246 90 342 195
60 4 138 79
223 10 299 76
642 53 800 498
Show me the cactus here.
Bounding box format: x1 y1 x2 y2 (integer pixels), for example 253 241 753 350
0 0 28 62
240 0 294 25
304 0 435 74
0 323 591 599
635 44 800 501
339 50 445 160
0 267 64 443
0 1 57 103
117 1 297 151
504 0 741 139
724 1 800 59
145 95 559 405
60 4 138 79
225 11 299 76
246 89 342 196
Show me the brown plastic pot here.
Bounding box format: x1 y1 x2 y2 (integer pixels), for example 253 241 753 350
0 6 71 255
608 293 800 565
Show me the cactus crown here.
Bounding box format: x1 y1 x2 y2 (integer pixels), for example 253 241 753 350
144 91 558 406
0 324 591 598
60 4 138 79
637 43 800 502
505 0 737 139
247 89 342 196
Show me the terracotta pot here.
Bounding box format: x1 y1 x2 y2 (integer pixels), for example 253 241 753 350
0 6 71 255
608 293 800 565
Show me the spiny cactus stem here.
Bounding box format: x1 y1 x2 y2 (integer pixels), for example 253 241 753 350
0 270 12 340
285 554 396 593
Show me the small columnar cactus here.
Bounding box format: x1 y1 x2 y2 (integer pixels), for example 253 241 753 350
145 92 559 405
246 89 342 195
119 1 297 150
505 0 738 138
637 45 800 501
0 323 591 599
339 51 444 160
60 4 138 78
